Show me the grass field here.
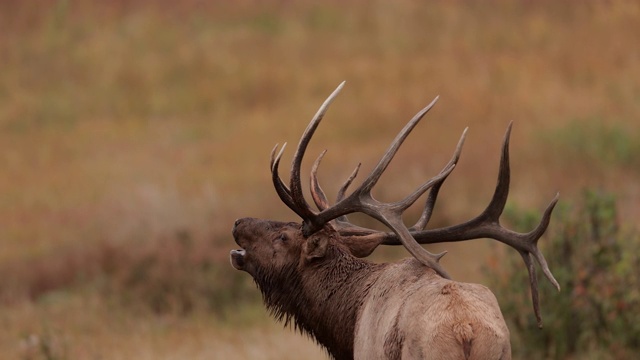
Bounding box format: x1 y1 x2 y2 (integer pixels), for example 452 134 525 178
1 1 639 358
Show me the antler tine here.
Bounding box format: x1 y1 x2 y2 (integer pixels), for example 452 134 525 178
393 128 467 214
360 96 440 194
310 150 331 211
270 143 303 217
527 194 560 289
310 150 361 223
409 181 442 232
410 127 468 231
333 163 362 223
290 81 346 221
483 121 512 219
336 163 361 203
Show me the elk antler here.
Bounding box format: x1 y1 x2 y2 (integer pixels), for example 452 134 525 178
271 82 560 327
271 82 458 279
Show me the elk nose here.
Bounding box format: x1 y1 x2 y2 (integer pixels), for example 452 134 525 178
232 218 250 237
232 218 242 235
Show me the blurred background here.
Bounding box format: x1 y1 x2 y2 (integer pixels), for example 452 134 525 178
1 1 639 359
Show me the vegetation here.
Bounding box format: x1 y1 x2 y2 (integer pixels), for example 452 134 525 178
542 118 640 171
1 0 639 358
490 191 640 359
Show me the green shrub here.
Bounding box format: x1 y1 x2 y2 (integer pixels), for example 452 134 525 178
488 190 640 359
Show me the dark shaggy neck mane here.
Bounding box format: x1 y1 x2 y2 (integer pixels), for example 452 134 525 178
254 244 383 360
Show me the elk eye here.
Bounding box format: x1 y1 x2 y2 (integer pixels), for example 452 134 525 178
276 234 288 242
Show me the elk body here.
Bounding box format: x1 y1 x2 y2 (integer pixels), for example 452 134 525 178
230 82 560 360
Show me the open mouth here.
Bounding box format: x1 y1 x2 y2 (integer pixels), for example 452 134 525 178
230 249 246 270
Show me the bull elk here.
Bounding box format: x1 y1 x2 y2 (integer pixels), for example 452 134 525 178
230 82 560 359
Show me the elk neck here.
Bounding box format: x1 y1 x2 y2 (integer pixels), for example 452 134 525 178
260 242 384 360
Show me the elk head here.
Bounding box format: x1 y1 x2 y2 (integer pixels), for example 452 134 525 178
230 218 339 279
231 82 560 327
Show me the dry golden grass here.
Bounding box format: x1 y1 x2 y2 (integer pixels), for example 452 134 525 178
1 291 327 359
1 0 639 358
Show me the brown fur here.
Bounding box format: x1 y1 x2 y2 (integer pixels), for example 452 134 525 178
231 218 511 359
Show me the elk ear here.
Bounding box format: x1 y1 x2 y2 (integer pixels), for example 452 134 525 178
304 232 329 261
341 234 384 258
